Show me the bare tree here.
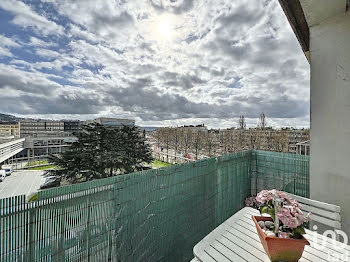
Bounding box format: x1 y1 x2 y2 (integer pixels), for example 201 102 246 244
205 131 215 157
257 112 267 130
155 128 161 150
237 129 246 151
164 128 170 162
193 130 203 160
182 128 193 155
270 130 289 152
171 127 180 161
238 115 246 130
155 127 172 162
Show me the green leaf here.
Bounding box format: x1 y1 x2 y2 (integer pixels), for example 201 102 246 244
28 193 38 202
267 207 275 219
291 226 306 239
260 206 268 214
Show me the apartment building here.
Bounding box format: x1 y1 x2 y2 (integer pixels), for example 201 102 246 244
220 128 309 154
0 123 20 138
296 140 310 156
179 124 208 132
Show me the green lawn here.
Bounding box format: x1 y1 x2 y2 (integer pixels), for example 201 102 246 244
27 160 170 171
151 160 171 168
27 165 56 170
26 160 49 167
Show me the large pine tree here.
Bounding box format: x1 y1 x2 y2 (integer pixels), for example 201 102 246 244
49 123 153 183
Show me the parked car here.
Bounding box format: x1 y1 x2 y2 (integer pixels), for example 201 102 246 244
40 176 61 189
0 170 6 182
2 165 13 176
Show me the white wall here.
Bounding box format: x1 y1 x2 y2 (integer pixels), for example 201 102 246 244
310 12 350 236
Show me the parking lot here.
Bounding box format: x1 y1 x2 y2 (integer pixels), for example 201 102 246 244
0 170 46 199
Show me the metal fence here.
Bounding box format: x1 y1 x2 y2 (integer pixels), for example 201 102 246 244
0 150 309 262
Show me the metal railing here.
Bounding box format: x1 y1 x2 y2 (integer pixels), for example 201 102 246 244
6 155 51 170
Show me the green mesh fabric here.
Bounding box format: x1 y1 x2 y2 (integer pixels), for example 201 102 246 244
0 150 309 262
250 150 309 198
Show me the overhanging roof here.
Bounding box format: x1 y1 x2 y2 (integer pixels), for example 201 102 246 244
279 0 349 63
278 0 310 62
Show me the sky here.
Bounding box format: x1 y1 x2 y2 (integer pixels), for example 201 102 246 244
0 0 310 129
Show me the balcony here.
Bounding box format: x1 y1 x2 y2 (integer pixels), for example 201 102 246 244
0 150 309 261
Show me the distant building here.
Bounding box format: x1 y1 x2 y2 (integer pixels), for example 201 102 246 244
179 124 207 132
220 128 309 154
85 118 135 127
63 120 82 132
19 120 65 138
0 138 25 164
296 140 310 155
0 123 20 138
24 136 78 157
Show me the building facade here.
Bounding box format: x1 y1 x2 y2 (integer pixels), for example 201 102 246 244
19 120 65 138
0 123 20 138
0 138 25 164
220 128 310 154
296 140 310 155
85 118 135 127
63 120 81 132
24 136 78 157
179 124 208 132
279 0 350 235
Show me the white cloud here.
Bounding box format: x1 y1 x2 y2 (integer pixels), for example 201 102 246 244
0 0 64 36
35 48 60 59
0 0 310 128
0 35 20 57
0 35 20 48
28 36 56 48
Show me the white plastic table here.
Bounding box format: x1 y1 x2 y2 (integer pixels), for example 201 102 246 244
193 207 350 262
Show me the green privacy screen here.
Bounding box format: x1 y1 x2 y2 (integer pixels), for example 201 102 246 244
0 150 309 262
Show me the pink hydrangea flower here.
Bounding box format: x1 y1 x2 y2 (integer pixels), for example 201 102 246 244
256 189 311 233
279 232 290 238
245 196 259 207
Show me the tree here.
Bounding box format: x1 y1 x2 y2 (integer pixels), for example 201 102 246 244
257 112 267 130
182 128 193 155
238 115 246 129
171 128 180 161
270 130 289 152
205 131 215 157
234 129 245 152
193 130 204 160
162 127 171 162
49 123 153 183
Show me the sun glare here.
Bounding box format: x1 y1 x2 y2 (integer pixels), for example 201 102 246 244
153 15 175 42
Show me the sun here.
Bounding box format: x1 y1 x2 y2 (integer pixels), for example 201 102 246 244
153 15 175 42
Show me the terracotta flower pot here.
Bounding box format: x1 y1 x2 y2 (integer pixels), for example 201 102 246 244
252 216 310 262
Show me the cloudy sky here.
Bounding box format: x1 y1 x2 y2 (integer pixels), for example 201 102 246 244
0 0 310 128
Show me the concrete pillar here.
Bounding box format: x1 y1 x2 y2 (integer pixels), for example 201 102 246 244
310 12 350 235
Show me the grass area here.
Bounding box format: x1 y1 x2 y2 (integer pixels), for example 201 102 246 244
151 160 171 168
26 160 170 171
27 165 56 170
26 160 49 167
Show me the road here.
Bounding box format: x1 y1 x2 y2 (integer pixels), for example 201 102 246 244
0 170 46 199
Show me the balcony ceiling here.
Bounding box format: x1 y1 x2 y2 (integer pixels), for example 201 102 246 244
278 0 348 63
299 0 346 27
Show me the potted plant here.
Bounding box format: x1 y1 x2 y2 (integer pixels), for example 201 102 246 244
251 190 311 262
